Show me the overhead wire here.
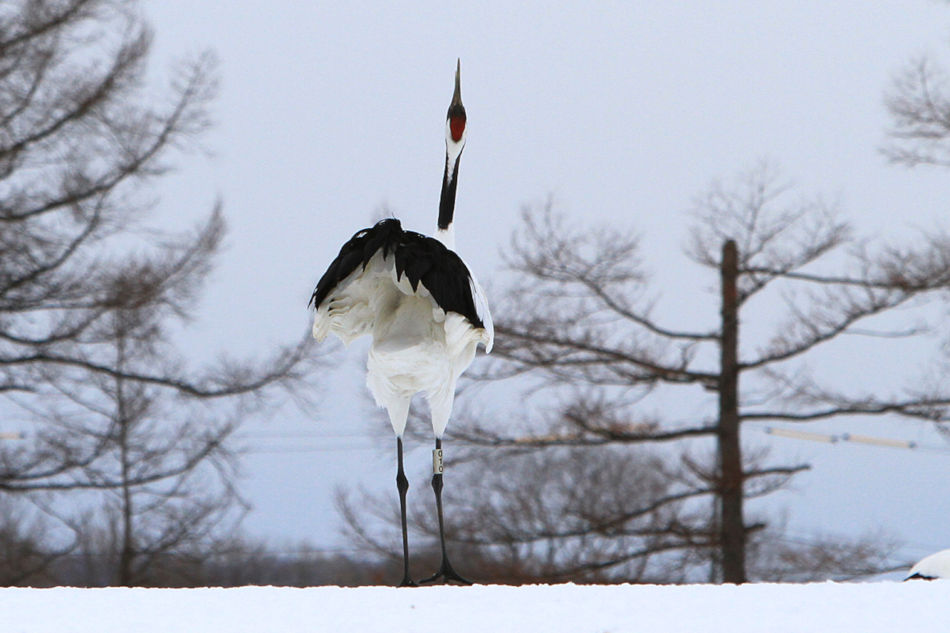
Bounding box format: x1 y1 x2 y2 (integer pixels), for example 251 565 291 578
759 425 950 455
233 426 950 455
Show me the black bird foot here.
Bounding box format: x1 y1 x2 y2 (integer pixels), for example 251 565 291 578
419 560 472 585
398 576 419 588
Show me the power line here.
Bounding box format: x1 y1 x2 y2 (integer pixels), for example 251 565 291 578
760 426 950 455
50 546 369 558
244 444 379 454
237 431 371 440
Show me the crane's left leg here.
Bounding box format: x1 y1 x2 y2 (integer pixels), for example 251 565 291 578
420 437 472 584
395 436 416 587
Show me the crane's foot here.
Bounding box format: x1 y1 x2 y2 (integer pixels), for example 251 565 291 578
419 559 472 585
398 576 418 588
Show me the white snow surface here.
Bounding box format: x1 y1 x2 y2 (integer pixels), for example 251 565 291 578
2 582 948 633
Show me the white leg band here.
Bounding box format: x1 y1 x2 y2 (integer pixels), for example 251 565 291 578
432 448 444 474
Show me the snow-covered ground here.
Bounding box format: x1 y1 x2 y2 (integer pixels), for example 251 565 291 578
2 582 947 632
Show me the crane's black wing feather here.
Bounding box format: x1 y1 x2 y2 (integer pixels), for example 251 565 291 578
309 218 484 328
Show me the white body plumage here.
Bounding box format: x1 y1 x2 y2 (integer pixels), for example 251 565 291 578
312 247 492 437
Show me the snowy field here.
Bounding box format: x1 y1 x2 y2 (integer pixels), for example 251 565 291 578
1 582 947 632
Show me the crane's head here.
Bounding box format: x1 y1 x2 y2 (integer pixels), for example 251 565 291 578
446 59 466 149
438 59 466 243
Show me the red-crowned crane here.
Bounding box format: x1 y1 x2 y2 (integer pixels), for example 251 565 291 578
905 548 950 580
309 61 492 586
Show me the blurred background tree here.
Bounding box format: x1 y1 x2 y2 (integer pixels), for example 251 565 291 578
0 0 317 585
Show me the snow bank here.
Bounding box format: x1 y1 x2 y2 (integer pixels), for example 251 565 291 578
1 582 947 633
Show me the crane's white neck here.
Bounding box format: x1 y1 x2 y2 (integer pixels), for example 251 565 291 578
435 224 455 249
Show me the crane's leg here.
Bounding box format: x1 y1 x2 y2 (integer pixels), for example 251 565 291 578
420 438 472 585
395 436 416 587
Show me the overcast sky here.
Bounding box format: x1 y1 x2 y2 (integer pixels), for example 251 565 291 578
141 1 950 566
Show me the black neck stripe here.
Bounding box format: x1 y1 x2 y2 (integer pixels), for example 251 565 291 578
438 152 461 230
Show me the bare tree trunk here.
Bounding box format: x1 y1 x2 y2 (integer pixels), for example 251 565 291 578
116 339 135 586
718 239 746 583
117 429 134 585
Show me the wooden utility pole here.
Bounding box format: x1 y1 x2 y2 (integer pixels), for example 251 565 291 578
718 239 746 583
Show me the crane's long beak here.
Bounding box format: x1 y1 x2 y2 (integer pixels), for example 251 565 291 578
451 59 462 109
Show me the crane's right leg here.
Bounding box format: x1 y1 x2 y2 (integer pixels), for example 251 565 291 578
376 386 413 586
396 436 416 587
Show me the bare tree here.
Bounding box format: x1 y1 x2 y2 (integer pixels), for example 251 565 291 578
743 524 903 583
882 37 950 446
0 497 69 585
883 55 950 167
67 272 252 586
0 0 318 579
347 164 945 584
